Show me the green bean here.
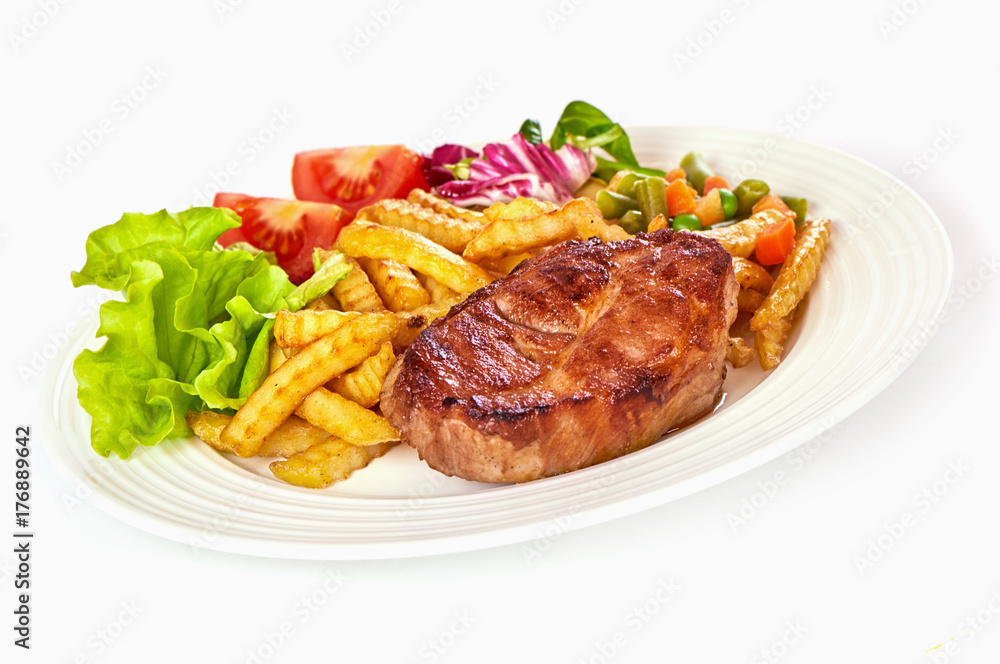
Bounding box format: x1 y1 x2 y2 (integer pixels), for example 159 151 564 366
597 190 640 220
615 172 642 198
733 179 770 219
635 176 667 225
619 210 646 234
679 152 715 195
780 196 808 227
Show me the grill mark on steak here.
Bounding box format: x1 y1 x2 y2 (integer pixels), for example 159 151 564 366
381 228 739 483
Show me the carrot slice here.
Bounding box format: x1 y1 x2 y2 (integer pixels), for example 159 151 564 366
665 178 697 216
665 167 687 183
702 175 730 195
751 193 796 221
754 218 796 265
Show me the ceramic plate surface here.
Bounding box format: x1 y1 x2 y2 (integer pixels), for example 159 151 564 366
44 127 953 559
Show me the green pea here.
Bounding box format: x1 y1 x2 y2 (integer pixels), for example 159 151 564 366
718 188 738 219
672 213 702 231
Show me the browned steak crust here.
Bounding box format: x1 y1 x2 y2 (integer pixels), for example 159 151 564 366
380 228 739 483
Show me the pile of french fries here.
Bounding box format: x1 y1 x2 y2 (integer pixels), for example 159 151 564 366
187 189 630 487
696 210 832 370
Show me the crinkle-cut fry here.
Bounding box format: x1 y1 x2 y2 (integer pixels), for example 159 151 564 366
464 198 595 263
356 257 430 313
726 337 756 368
393 299 459 352
569 197 632 241
491 251 535 276
220 311 400 457
357 198 483 254
338 220 493 294
731 256 774 293
326 341 395 408
414 272 460 304
737 288 765 313
483 197 558 221
269 439 395 489
749 219 831 331
296 387 401 446
268 343 400 445
756 314 794 370
186 410 232 450
695 209 788 258
407 188 487 225
332 256 387 313
274 309 360 348
186 411 330 458
304 294 338 311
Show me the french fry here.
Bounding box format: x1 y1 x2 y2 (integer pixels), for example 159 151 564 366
695 209 788 258
296 387 401 446
274 310 359 348
567 197 632 241
463 199 586 263
414 272 460 304
337 220 492 294
303 294 338 311
186 410 231 450
331 256 387 313
749 219 831 332
738 288 765 313
726 337 756 368
357 198 484 254
407 188 487 225
269 342 400 444
393 300 458 351
327 341 395 408
220 311 400 457
483 197 558 221
256 418 335 458
731 256 774 293
492 251 535 275
269 439 395 489
356 257 430 313
186 411 329 458
756 314 794 370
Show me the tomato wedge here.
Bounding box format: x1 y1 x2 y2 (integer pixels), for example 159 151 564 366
213 193 348 284
291 145 429 218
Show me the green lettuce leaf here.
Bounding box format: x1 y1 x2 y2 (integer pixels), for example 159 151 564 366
71 208 348 459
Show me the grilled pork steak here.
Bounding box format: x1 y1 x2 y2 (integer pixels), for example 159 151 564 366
380 229 739 483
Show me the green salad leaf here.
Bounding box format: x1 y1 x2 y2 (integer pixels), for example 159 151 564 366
546 100 666 181
71 207 349 459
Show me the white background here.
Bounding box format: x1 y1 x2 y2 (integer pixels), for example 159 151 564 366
3 0 1000 662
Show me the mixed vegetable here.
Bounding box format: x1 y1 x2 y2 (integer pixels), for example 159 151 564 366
594 155 806 265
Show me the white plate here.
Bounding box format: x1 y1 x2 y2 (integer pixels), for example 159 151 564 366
44 127 953 560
